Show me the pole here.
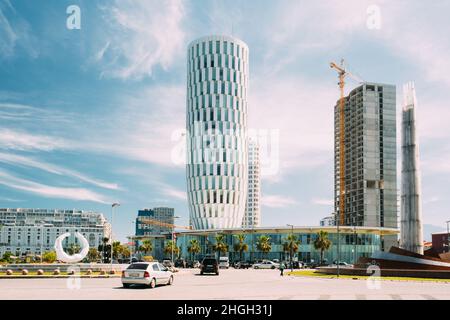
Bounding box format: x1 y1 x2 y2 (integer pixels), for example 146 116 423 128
447 221 450 253
40 223 44 263
111 203 120 273
353 227 357 265
337 214 340 278
291 225 294 272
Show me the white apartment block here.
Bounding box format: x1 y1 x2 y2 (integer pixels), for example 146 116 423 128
0 208 111 257
243 139 261 228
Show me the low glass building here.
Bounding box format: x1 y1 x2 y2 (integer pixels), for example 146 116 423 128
175 226 399 264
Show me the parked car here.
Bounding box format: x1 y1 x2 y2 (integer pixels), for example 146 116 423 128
162 260 174 268
329 261 354 268
219 256 230 269
175 259 187 268
200 257 219 275
121 262 173 288
253 260 280 269
234 261 252 269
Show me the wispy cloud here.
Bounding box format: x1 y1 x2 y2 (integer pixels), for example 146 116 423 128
0 170 111 204
0 129 67 152
97 0 186 79
311 198 334 206
0 0 38 58
261 194 298 208
0 102 71 122
0 152 120 190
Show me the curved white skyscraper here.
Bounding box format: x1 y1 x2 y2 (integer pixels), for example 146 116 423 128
186 35 249 229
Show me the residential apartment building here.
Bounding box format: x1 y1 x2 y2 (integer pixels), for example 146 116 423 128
0 208 110 257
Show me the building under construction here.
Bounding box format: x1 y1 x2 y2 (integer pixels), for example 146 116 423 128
334 82 398 251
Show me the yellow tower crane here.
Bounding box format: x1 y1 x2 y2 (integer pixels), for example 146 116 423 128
330 59 364 226
138 217 192 231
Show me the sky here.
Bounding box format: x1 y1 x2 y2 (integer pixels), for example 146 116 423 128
1 0 449 242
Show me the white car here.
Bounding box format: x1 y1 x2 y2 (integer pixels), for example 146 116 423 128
121 262 174 288
253 260 280 269
219 257 230 269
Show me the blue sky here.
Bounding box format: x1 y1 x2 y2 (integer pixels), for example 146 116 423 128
1 0 450 242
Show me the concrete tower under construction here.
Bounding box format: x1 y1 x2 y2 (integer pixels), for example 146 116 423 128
334 83 398 251
400 82 424 255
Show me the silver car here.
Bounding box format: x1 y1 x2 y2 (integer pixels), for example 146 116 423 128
121 262 174 288
253 260 280 269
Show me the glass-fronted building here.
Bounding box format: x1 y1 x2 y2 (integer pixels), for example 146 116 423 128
186 35 249 230
175 226 398 264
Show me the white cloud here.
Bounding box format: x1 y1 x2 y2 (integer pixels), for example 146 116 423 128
97 0 186 79
0 1 38 58
162 185 187 201
312 198 334 206
0 152 120 190
261 194 298 208
0 170 111 204
0 129 67 152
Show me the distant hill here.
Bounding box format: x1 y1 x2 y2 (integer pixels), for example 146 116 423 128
423 224 447 241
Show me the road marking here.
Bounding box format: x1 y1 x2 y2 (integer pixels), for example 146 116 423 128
421 294 438 300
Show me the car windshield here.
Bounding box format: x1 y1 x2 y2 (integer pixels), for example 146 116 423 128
127 263 149 270
203 259 217 264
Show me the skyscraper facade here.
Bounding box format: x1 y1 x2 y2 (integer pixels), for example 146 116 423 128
334 83 398 250
243 139 261 228
400 82 423 254
186 35 249 229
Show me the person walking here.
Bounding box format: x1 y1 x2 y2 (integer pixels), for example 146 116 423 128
280 262 285 276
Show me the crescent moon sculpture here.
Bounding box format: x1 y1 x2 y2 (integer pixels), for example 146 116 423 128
54 232 90 263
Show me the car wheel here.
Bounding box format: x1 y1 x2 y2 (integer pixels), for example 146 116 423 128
216 272 219 275
148 278 156 289
123 283 131 288
271 266 275 269
168 276 174 285
200 271 204 275
255 266 259 269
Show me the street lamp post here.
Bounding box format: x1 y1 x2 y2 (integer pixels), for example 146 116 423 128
287 224 294 272
111 203 120 273
336 212 340 278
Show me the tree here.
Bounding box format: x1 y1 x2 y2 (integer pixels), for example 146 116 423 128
1 251 12 263
233 234 248 262
283 234 301 269
98 237 111 263
313 230 332 265
87 248 100 262
212 234 229 260
139 239 153 255
67 243 81 255
163 240 180 258
112 241 123 260
187 239 201 261
121 246 131 258
256 235 272 259
42 251 57 263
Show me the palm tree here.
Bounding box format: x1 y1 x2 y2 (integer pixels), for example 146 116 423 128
112 241 123 260
87 248 100 262
67 243 80 255
233 234 248 262
139 239 153 255
212 234 229 260
98 237 110 263
256 235 272 260
313 230 332 265
164 240 180 258
187 239 201 261
283 234 301 269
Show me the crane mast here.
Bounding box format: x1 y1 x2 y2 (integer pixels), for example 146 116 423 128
330 59 348 226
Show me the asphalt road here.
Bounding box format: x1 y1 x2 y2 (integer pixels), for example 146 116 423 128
0 268 449 300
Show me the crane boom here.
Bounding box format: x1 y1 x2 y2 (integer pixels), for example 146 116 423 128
139 217 192 230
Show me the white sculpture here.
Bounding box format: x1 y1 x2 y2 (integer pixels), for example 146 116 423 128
54 232 90 263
